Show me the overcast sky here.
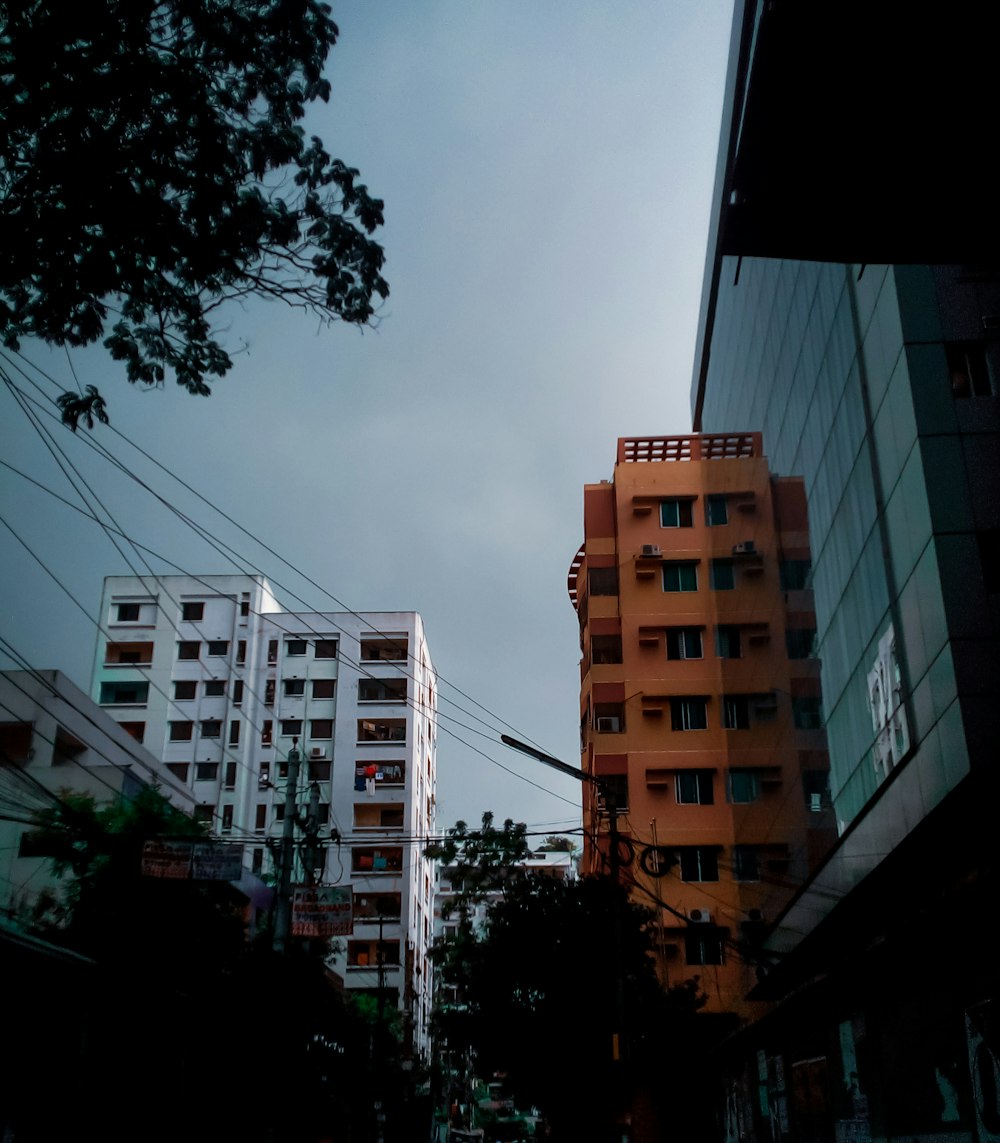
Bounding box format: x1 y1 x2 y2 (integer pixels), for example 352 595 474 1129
0 1 733 840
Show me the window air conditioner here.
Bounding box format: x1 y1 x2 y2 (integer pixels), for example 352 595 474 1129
640 544 662 558
687 908 712 924
310 748 325 759
732 540 757 555
596 716 621 733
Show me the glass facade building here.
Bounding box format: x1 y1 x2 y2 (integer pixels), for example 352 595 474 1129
687 3 1000 1140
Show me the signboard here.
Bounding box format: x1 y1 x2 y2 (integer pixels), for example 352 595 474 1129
141 840 193 879
192 843 243 882
292 886 353 937
141 840 242 882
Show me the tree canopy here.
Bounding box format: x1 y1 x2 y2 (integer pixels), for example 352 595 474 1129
428 814 735 1143
0 0 387 408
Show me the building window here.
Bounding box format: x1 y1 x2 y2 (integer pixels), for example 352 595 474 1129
228 720 240 746
254 804 267 832
120 722 145 743
310 719 333 739
99 681 149 705
287 640 308 656
181 602 204 621
793 697 823 729
252 847 264 873
166 762 189 782
206 640 228 657
262 678 274 705
588 567 619 595
354 761 405 789
785 628 816 659
233 680 244 705
352 847 404 874
284 679 305 697
360 637 409 662
173 681 196 701
597 774 629 814
240 596 250 617
723 696 751 730
104 641 153 664
357 719 406 743
715 625 742 659
732 845 760 882
224 761 237 789
267 640 278 664
706 495 728 526
193 805 214 828
116 603 141 622
312 678 336 699
261 720 273 746
675 770 713 805
685 930 724 965
221 805 234 833
310 760 332 782
594 703 625 733
666 627 702 660
314 639 337 659
169 722 194 742
177 641 200 660
237 640 247 664
204 680 226 697
670 697 707 731
591 635 623 664
947 340 994 397
710 559 735 590
729 770 761 804
195 762 219 782
259 761 271 786
679 847 719 881
662 562 698 592
660 499 694 528
281 719 303 737
779 560 811 590
358 679 407 702
201 720 222 738
803 769 831 812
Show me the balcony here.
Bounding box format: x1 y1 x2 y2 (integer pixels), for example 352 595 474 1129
104 642 153 666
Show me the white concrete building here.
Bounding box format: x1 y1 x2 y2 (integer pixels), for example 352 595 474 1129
91 574 439 1057
0 669 196 919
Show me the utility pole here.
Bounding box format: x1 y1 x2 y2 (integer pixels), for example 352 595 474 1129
501 734 630 1141
272 738 302 953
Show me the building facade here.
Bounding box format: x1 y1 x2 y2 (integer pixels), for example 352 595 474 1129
569 434 833 1017
91 574 439 1057
0 668 196 919
685 2 1000 1139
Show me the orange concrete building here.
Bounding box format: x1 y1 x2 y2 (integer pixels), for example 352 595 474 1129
569 433 834 1016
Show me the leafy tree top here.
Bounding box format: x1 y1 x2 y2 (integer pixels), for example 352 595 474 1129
425 812 529 921
0 0 387 406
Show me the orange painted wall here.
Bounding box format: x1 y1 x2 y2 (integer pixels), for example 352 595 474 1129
572 435 833 1018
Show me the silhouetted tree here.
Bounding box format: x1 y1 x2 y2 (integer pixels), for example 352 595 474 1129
1 0 387 419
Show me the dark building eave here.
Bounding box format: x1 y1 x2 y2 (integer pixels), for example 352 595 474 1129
692 0 1000 427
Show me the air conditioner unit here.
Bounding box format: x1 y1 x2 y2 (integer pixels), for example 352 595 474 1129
640 544 662 558
310 748 325 759
732 540 757 555
596 716 621 733
688 908 712 924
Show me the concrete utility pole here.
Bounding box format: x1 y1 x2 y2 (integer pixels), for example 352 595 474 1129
272 738 302 953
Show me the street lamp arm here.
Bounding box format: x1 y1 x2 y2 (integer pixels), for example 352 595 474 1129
499 734 606 792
